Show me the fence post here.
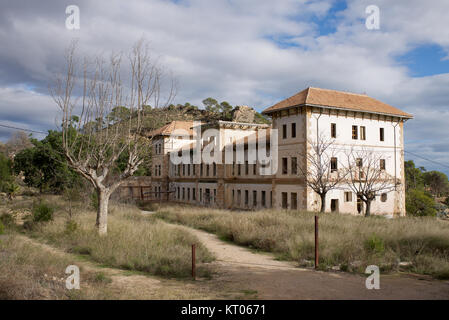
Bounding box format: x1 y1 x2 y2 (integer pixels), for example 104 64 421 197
192 244 196 280
315 215 319 269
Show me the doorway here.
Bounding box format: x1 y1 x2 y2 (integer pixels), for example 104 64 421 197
357 196 363 214
331 199 339 213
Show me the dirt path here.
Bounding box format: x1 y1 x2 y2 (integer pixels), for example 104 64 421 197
15 234 236 300
167 222 449 300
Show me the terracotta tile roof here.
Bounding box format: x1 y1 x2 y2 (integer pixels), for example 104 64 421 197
262 87 413 118
146 120 194 137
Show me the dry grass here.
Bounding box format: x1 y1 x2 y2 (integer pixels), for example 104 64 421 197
0 233 118 299
13 196 214 278
155 205 449 279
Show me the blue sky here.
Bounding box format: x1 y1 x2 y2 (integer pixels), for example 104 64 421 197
0 0 449 175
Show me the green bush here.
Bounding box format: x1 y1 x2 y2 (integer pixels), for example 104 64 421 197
0 213 15 227
65 220 78 234
0 221 4 235
32 201 54 222
365 234 385 254
406 190 437 217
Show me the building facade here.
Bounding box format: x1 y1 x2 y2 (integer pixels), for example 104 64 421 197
119 87 413 216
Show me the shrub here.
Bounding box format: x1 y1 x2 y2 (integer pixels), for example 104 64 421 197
0 213 15 227
65 220 78 234
406 190 437 217
32 201 54 222
365 234 385 254
0 221 4 235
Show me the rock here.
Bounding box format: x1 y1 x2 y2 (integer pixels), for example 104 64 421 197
231 105 256 123
331 266 341 271
399 261 412 267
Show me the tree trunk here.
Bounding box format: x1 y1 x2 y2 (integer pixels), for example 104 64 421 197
364 200 372 217
320 193 326 213
96 189 109 235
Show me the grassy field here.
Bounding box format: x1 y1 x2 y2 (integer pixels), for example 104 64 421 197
1 196 214 279
155 205 449 279
0 232 120 299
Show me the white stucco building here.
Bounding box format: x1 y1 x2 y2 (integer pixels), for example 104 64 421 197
119 87 413 216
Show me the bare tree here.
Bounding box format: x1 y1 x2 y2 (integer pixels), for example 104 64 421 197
5 131 33 157
346 148 399 217
50 39 175 235
298 135 348 213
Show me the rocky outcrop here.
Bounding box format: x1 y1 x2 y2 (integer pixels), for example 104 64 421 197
231 105 256 123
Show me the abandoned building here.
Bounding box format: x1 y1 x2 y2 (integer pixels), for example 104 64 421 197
119 87 413 216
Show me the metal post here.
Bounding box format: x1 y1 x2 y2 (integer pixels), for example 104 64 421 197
192 244 196 280
315 215 319 269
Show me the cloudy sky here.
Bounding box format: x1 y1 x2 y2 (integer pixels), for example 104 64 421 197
1 0 449 174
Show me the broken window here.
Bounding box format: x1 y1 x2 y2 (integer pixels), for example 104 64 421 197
360 126 366 140
344 192 352 202
380 159 386 170
352 125 358 140
291 157 297 175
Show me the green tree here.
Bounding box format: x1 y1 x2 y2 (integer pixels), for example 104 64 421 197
202 97 220 114
13 130 82 194
406 189 437 217
219 101 233 121
423 171 449 197
0 153 13 192
107 106 131 124
404 160 425 191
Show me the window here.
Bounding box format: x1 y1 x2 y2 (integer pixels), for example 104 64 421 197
214 189 217 203
282 157 288 174
291 157 297 175
183 164 186 176
200 188 202 202
344 192 352 202
360 126 366 140
213 162 217 176
282 192 288 209
177 187 180 199
380 128 385 141
331 157 338 172
237 190 241 205
200 163 203 176
245 161 249 175
206 164 210 176
352 125 358 140
245 190 249 206
380 159 386 170
187 164 190 176
261 191 266 207
331 123 337 138
193 188 196 201
381 193 388 202
356 158 363 168
238 163 241 176
291 123 296 138
182 188 185 200
193 164 196 175
253 163 257 175
291 193 297 210
253 190 257 207
282 124 287 139
187 188 190 200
